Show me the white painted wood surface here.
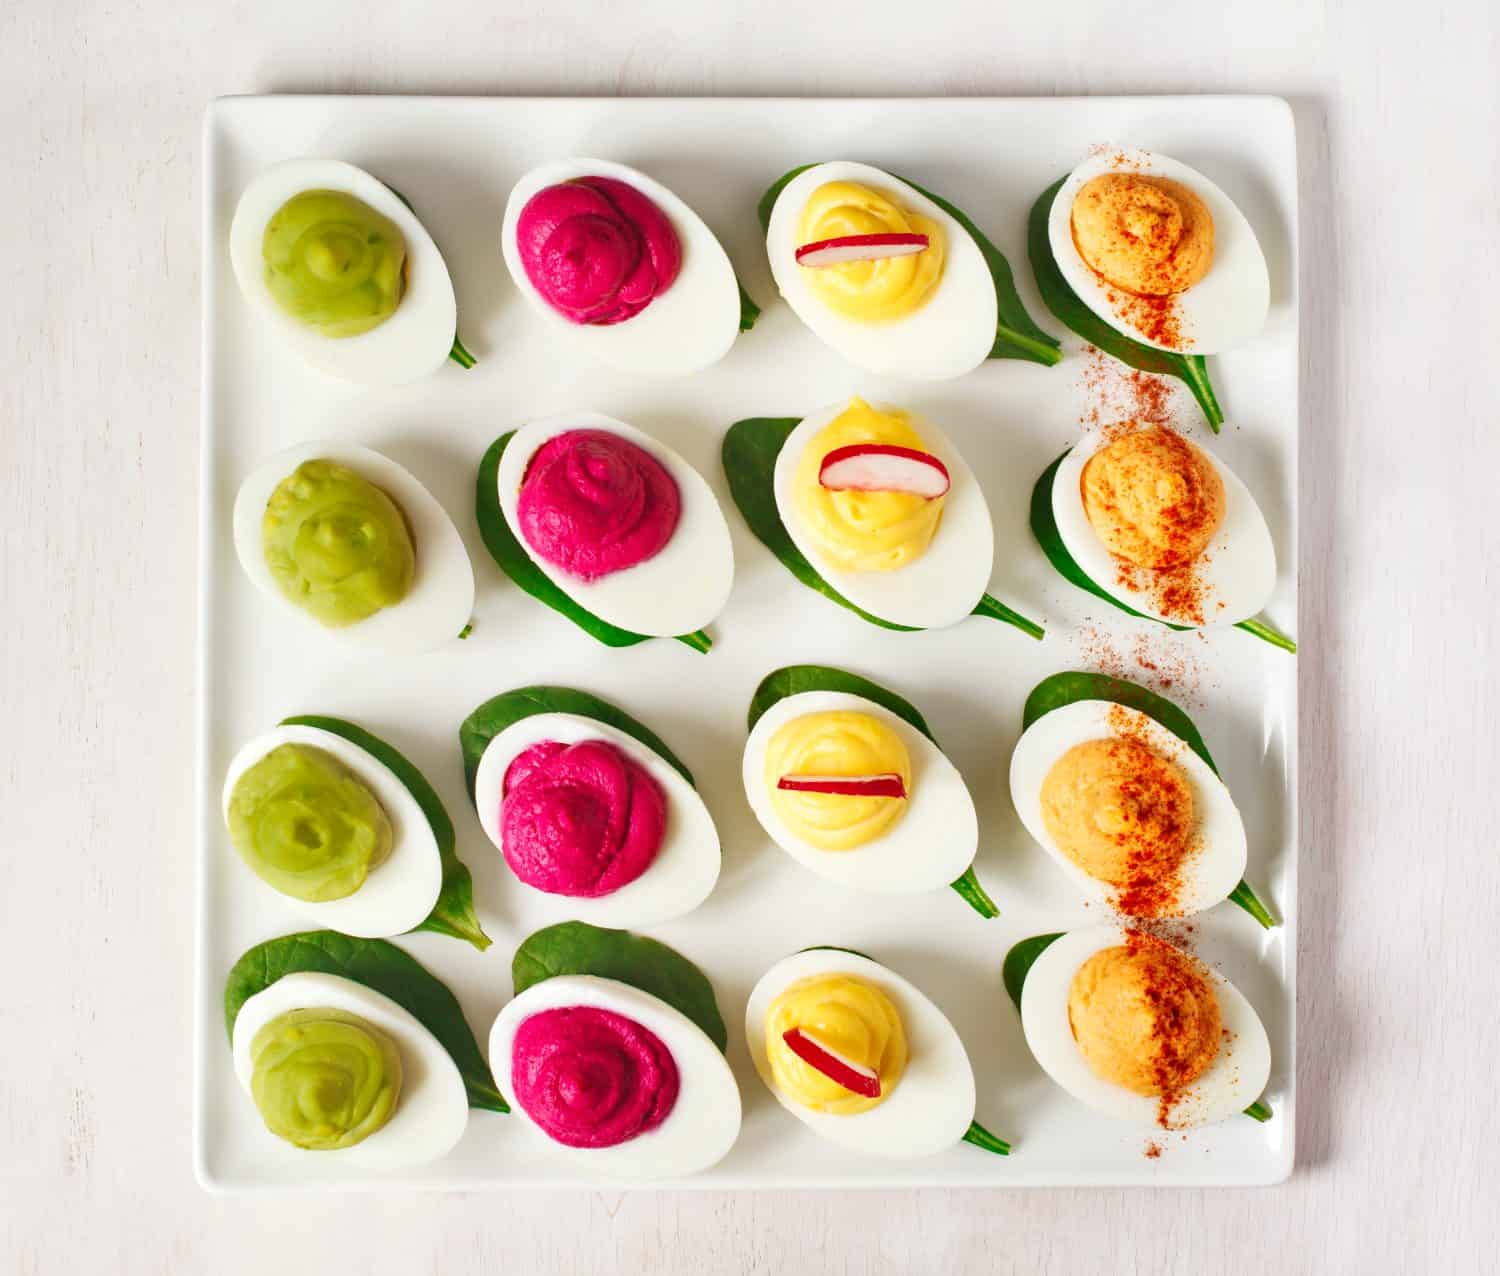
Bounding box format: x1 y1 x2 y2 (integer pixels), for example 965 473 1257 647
1 0 1496 1270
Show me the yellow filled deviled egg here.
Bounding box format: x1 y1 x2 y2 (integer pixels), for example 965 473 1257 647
1015 925 1272 1129
502 159 744 376
747 947 1007 1159
233 440 474 654
765 162 998 378
229 159 465 386
1048 146 1270 354
742 666 992 911
774 398 994 629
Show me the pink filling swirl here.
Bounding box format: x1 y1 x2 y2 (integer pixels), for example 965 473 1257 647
511 1005 680 1148
501 738 668 897
517 429 681 581
516 177 682 325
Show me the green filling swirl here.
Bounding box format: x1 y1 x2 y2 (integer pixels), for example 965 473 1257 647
262 459 416 627
262 190 407 337
250 1007 403 1150
228 743 393 902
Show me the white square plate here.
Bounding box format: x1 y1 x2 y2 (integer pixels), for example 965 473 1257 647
197 94 1297 1189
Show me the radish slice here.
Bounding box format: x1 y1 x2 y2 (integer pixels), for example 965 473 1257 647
818 444 951 499
776 773 908 799
795 233 930 267
782 1027 882 1098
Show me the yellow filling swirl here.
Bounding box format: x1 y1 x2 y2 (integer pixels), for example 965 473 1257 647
797 181 944 321
766 974 907 1114
765 709 911 851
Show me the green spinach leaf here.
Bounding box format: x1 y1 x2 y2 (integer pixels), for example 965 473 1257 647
511 921 728 1053
757 164 1060 367
1029 452 1296 654
1026 177 1222 430
459 684 693 798
281 715 490 952
748 664 1000 919
738 281 761 332
475 432 712 653
1020 671 1277 929
722 417 1043 641
223 930 507 1113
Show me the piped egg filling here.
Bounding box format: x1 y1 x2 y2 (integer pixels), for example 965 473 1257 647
765 974 907 1115
765 710 912 851
1066 937 1221 1104
797 182 945 322
791 399 946 573
1070 173 1215 298
1081 427 1225 571
1040 730 1194 917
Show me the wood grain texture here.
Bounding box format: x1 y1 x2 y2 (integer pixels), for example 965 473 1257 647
1 0 1496 1271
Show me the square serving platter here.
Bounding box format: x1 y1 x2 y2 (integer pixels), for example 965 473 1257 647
196 94 1298 1190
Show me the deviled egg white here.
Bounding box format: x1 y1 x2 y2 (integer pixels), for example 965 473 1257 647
489 974 741 1179
495 412 734 638
746 947 999 1159
1048 146 1270 354
743 688 979 896
765 162 997 379
229 158 461 386
772 398 994 630
501 158 743 376
221 721 443 937
233 439 474 655
471 710 720 926
1049 425 1277 628
231 970 469 1168
1009 698 1247 917
1018 925 1272 1128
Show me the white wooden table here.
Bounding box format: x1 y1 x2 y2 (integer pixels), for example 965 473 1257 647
3 1 1496 1270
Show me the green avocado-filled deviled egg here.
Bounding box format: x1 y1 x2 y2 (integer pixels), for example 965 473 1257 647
489 922 742 1179
476 413 733 651
760 162 1061 377
1005 925 1272 1130
743 665 998 918
747 946 1009 1159
460 686 721 928
722 398 1043 640
234 440 475 654
223 715 489 950
224 930 507 1169
230 159 472 386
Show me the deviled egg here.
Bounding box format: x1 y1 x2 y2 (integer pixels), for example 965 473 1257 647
746 946 1007 1159
490 922 741 1179
225 931 501 1169
478 413 734 649
233 440 475 655
229 158 469 386
223 715 488 948
742 665 996 916
1047 146 1270 355
1010 671 1250 920
1031 424 1292 649
1010 925 1272 1129
462 685 720 927
501 159 746 376
765 162 1025 379
722 398 1042 639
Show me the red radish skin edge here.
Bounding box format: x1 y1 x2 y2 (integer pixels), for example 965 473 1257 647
782 1028 882 1098
776 773 908 799
818 444 951 499
795 232 930 267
